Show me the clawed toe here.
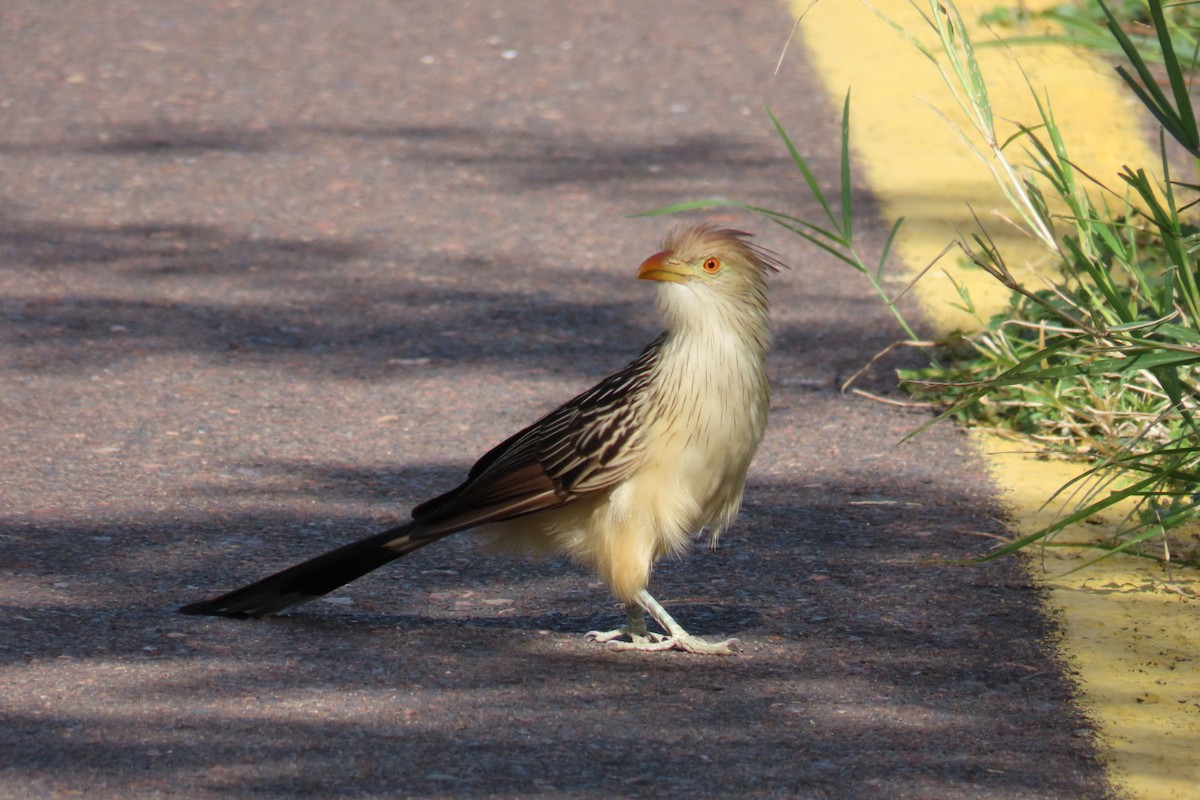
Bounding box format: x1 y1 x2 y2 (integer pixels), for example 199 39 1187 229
584 627 630 644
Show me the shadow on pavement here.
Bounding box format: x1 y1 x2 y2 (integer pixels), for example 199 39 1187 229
1 465 1091 798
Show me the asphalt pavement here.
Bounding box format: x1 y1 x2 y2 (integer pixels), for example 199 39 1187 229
0 2 1112 798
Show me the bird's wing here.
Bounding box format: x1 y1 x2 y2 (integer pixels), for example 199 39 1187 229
409 333 665 532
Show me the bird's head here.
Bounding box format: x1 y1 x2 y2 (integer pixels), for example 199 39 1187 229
636 224 784 348
637 224 783 295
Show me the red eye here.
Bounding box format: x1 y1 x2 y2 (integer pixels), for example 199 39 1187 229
703 257 720 273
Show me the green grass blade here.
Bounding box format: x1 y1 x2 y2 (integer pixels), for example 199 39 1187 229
766 105 840 232
973 470 1166 561
877 216 905 283
1147 0 1200 149
1098 0 1175 114
839 91 854 241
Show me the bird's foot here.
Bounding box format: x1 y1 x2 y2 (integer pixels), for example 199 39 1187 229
585 626 674 650
585 593 741 655
585 602 662 648
594 631 741 655
585 626 642 645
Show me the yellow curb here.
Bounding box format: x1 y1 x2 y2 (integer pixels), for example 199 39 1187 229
792 0 1199 797
794 0 1153 332
978 433 1200 797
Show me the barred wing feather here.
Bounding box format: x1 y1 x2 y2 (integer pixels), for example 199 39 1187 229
410 334 664 529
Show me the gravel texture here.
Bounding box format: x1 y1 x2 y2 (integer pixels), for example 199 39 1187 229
1 2 1110 798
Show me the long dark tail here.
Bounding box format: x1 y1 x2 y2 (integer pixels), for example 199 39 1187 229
178 523 444 618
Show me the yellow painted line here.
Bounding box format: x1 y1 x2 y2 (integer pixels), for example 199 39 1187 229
792 1 1199 797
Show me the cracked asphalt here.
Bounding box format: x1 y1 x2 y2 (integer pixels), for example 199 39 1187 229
0 2 1112 798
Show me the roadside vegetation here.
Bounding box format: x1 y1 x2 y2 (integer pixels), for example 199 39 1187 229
657 0 1200 576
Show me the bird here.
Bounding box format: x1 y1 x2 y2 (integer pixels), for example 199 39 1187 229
179 224 783 654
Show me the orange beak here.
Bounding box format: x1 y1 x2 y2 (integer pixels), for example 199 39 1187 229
636 250 688 283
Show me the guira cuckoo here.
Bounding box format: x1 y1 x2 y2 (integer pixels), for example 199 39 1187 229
180 224 783 655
